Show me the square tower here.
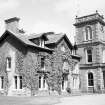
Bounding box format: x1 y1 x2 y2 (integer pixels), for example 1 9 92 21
74 11 105 93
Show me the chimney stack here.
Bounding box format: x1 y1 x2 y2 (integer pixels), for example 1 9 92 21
5 17 20 33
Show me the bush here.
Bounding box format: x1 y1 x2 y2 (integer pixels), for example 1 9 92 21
66 87 71 93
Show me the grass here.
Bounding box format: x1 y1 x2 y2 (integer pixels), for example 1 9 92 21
0 96 60 105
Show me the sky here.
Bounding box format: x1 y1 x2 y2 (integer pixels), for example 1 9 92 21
0 0 105 43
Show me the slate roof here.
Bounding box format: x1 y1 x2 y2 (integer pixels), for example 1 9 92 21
45 33 64 44
45 33 73 48
27 33 48 40
0 29 53 51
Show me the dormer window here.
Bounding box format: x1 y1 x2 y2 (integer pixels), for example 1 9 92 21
85 26 92 41
40 39 45 48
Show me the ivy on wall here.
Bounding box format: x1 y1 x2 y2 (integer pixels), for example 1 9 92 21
0 51 9 95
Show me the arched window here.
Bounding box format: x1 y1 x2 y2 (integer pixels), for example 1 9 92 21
88 72 94 86
85 26 92 40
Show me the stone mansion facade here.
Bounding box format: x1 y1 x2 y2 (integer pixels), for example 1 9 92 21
0 11 105 96
0 17 80 96
74 11 105 93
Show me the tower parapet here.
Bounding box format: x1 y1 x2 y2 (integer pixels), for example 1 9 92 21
74 12 105 27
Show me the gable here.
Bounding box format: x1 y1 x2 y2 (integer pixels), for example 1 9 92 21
56 37 72 53
0 32 27 55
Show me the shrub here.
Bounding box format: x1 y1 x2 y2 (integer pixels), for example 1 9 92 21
66 87 71 93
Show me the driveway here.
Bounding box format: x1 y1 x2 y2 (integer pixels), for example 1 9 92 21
55 94 105 105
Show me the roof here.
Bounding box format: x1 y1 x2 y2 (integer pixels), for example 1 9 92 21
0 29 53 52
45 33 64 44
45 33 73 48
71 54 81 60
27 33 48 40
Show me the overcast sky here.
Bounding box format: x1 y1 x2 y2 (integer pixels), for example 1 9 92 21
0 0 105 43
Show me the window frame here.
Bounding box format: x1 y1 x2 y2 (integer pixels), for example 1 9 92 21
43 76 46 88
14 76 23 90
62 76 64 90
39 76 41 89
6 57 12 69
14 76 17 89
61 45 65 52
85 26 92 41
88 72 94 87
40 38 45 48
86 49 92 63
0 76 4 89
19 76 22 89
41 57 45 70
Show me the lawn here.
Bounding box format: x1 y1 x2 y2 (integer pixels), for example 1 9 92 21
0 96 60 105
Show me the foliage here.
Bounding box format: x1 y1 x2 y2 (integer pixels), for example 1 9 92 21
66 87 71 93
46 45 73 95
0 51 9 95
16 51 39 96
46 67 63 95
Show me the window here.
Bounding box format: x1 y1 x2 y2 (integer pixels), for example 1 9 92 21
101 25 104 32
14 76 17 89
19 76 22 89
0 76 4 89
62 77 64 90
61 45 65 52
14 76 23 89
85 26 92 40
6 57 11 69
40 39 44 48
63 61 69 73
41 57 45 70
88 72 94 86
43 76 45 88
39 76 41 88
86 49 92 63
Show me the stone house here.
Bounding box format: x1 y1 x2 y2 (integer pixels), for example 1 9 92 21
74 11 105 93
0 17 80 96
